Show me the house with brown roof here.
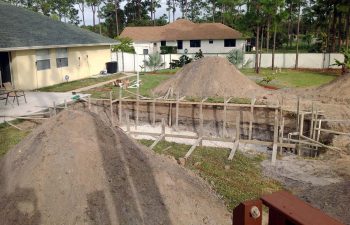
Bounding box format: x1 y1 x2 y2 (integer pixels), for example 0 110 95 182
120 19 246 55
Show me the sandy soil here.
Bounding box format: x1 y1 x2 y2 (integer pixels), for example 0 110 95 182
0 110 231 225
153 57 268 98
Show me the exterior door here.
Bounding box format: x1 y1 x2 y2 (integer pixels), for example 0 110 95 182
0 52 11 86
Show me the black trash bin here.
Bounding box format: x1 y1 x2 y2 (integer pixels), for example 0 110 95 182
106 61 118 73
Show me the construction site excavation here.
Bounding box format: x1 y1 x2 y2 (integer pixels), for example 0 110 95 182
1 57 350 224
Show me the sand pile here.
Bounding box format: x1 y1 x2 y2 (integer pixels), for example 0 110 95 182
0 110 230 225
153 57 266 98
305 73 350 103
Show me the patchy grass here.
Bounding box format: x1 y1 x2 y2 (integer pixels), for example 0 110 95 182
139 140 282 210
84 74 171 99
0 121 30 158
144 68 179 75
241 68 338 88
37 73 124 92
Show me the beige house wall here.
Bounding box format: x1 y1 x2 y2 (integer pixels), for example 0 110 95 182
10 45 111 90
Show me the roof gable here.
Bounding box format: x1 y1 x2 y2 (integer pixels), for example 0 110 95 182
120 19 243 42
0 2 117 51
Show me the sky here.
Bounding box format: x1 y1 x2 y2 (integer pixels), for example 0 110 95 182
77 1 182 26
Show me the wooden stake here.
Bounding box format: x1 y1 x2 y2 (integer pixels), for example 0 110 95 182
152 99 156 127
309 102 314 138
53 102 56 116
279 117 285 154
298 112 305 156
248 98 256 140
223 97 227 137
175 92 179 129
184 137 202 159
228 115 240 160
161 118 165 135
312 109 318 140
296 97 300 131
271 109 279 164
109 91 114 125
118 88 122 122
126 111 130 133
135 72 140 130
168 102 172 127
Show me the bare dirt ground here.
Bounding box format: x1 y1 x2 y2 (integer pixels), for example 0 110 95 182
0 110 231 225
153 57 268 98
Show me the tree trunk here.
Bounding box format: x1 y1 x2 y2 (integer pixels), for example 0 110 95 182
92 6 96 27
288 4 292 48
80 3 85 26
337 12 342 51
115 0 119 36
255 25 260 74
259 27 264 69
98 6 101 35
272 23 277 70
172 0 175 22
266 17 270 53
295 2 301 69
331 4 337 52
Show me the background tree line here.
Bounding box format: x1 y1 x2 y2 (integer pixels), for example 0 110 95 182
4 0 349 57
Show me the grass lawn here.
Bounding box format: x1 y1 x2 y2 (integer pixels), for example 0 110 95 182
240 68 338 88
139 140 282 210
84 74 172 99
0 122 30 158
37 73 124 92
144 68 179 75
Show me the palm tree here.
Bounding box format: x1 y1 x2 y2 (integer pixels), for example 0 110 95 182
143 53 164 72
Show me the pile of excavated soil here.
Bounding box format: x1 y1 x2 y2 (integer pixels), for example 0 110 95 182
153 57 266 98
299 73 350 103
0 110 230 225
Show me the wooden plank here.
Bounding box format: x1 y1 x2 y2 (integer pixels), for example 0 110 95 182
309 102 314 138
6 121 23 130
152 99 156 127
248 98 256 140
126 111 130 133
223 98 227 137
135 84 139 130
175 92 179 129
228 140 239 160
279 117 285 154
296 97 300 131
312 109 318 140
184 138 202 159
271 109 279 164
199 99 204 138
150 134 165 150
298 112 305 156
118 88 122 122
109 91 114 125
314 128 350 136
300 135 341 151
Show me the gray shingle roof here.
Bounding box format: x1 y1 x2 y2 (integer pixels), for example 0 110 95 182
0 2 117 51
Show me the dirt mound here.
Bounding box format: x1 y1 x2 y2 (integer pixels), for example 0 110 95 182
153 57 266 98
303 73 350 103
0 110 230 225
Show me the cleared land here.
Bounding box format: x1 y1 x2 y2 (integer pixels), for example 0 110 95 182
140 139 282 210
241 68 338 88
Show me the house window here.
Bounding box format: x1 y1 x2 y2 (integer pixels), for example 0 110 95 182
56 48 68 68
177 40 183 50
161 41 166 47
143 49 149 55
224 39 236 47
209 40 213 44
36 49 50 71
190 40 201 48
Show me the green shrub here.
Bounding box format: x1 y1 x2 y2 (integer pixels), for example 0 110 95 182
227 49 244 66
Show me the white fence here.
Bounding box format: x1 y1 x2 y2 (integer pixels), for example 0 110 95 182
111 52 344 72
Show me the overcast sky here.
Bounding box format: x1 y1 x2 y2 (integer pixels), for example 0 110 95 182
77 1 182 26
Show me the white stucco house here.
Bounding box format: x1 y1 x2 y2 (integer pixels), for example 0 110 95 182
120 19 246 55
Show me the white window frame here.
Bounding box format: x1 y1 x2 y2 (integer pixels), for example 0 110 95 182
36 49 51 71
56 48 68 68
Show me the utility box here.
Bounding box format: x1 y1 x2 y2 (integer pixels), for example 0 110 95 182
232 199 262 225
106 61 118 73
